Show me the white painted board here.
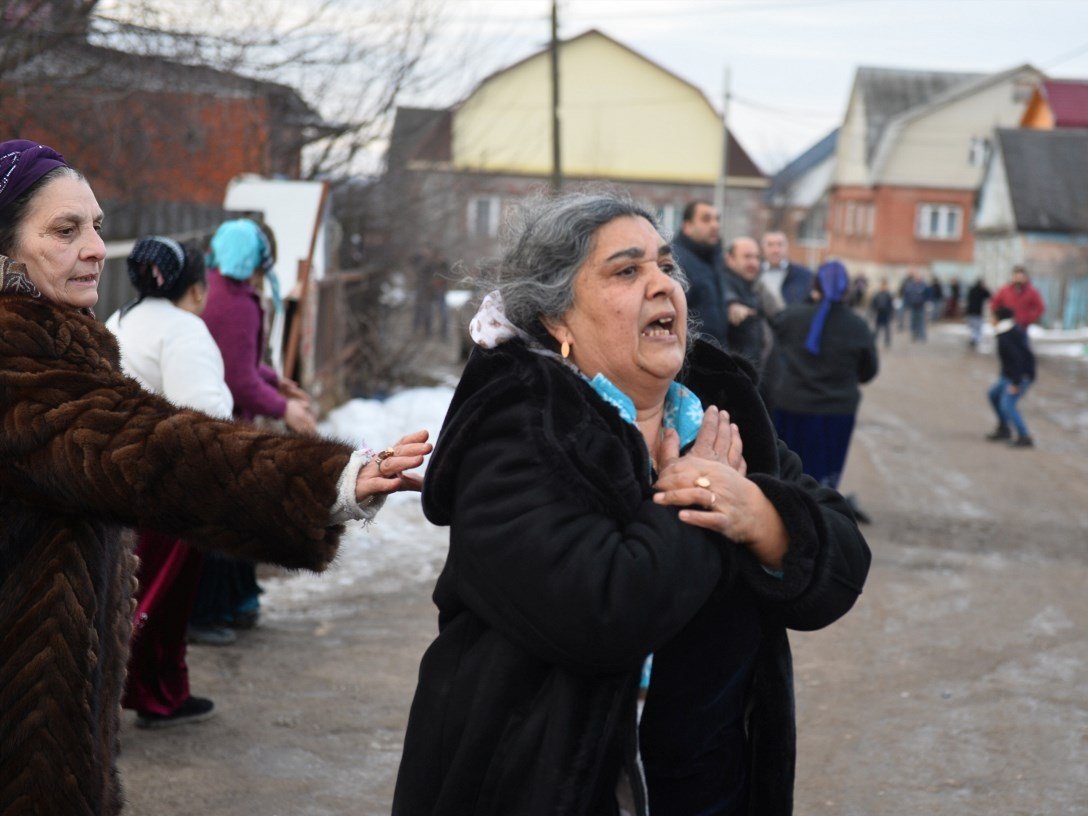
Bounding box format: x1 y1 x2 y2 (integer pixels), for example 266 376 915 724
223 176 328 295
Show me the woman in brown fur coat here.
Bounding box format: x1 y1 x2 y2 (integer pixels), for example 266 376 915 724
0 140 431 815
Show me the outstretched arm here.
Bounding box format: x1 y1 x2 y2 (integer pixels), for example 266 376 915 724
1 300 351 571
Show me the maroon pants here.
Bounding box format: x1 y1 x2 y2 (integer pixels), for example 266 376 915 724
122 530 204 716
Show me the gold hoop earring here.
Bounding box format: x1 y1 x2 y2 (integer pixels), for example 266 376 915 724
561 340 571 359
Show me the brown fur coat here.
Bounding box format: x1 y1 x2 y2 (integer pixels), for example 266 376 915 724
0 285 353 815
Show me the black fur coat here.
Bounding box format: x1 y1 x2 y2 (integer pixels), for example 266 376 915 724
0 287 353 815
392 339 871 816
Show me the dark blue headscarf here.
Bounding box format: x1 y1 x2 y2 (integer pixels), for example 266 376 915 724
804 260 850 355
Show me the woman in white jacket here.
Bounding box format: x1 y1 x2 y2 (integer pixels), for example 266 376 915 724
105 236 236 727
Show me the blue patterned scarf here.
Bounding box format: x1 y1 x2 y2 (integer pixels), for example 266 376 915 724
585 373 705 450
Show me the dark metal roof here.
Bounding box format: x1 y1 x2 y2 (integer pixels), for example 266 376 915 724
996 127 1088 232
8 41 322 127
766 127 838 203
856 66 980 164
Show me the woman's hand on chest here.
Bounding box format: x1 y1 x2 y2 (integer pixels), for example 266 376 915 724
652 407 788 570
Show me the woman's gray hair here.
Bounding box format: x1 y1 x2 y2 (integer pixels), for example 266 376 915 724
0 166 85 256
487 191 688 346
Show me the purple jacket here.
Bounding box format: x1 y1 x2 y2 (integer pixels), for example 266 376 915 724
202 269 286 422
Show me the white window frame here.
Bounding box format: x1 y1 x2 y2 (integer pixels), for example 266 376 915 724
915 203 963 241
467 195 501 238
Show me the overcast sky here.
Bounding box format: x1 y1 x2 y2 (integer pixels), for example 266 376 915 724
408 0 1088 173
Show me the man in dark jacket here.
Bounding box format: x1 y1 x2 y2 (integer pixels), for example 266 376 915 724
901 268 929 342
987 306 1036 447
760 231 813 306
965 277 992 349
723 236 780 390
868 278 895 348
671 201 728 348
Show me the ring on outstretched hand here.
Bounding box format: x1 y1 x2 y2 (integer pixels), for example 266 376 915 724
695 476 711 489
376 447 396 475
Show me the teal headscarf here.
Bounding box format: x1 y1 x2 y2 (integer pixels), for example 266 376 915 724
209 218 282 312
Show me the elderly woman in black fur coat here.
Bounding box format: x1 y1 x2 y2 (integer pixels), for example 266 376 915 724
0 140 431 815
392 193 871 816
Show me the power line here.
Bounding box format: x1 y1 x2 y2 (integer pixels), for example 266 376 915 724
1044 40 1088 70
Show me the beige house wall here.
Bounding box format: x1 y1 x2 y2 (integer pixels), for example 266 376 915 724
452 31 723 183
876 69 1040 189
831 88 870 187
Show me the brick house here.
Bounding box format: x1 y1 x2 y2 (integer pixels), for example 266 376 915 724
3 39 326 316
823 64 1043 285
764 65 1045 287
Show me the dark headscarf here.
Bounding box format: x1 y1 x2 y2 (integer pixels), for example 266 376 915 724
0 140 69 211
119 236 204 318
804 260 850 355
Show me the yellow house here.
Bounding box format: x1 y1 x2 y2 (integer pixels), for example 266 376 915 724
453 29 753 187
386 29 764 258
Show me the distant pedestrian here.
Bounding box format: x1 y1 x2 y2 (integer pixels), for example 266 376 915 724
986 306 1036 448
771 260 879 490
965 277 992 349
412 247 450 339
848 272 869 308
990 264 1045 329
945 276 962 319
902 269 929 341
760 230 813 306
927 275 945 323
869 278 895 348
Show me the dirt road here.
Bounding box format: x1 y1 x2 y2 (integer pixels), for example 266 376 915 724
119 325 1088 815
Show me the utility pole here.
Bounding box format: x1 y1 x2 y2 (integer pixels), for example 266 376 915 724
549 0 562 192
713 65 731 240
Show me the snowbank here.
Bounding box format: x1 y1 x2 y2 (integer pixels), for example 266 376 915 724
262 387 455 616
942 322 1088 360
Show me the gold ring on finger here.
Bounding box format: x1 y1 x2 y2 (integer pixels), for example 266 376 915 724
695 476 711 489
708 492 716 509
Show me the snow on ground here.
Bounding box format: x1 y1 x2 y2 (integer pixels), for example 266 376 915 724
262 387 455 617
943 321 1088 359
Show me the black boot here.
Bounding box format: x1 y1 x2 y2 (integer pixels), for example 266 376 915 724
1008 435 1034 448
986 424 1011 441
